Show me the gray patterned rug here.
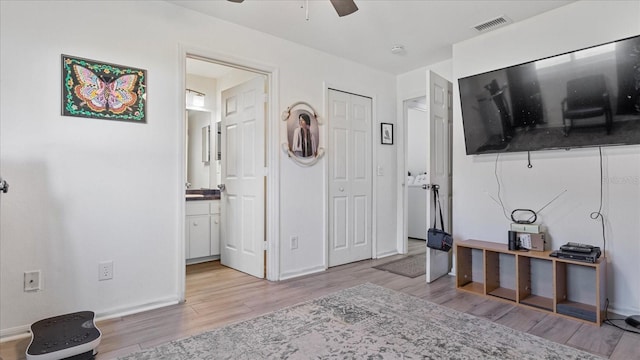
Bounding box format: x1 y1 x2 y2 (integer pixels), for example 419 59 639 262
373 254 427 278
118 283 602 359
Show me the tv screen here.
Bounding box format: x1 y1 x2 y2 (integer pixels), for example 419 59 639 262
459 35 640 155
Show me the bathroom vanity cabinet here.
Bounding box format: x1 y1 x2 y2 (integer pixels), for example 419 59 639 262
186 200 220 263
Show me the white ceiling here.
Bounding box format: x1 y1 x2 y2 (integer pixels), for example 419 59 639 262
169 0 575 75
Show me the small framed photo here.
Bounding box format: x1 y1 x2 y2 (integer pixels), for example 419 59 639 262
381 123 393 145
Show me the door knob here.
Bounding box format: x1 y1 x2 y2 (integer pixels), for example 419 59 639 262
339 187 344 192
218 184 226 192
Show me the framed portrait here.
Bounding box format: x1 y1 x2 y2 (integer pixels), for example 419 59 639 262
286 109 319 159
381 123 393 145
61 55 147 123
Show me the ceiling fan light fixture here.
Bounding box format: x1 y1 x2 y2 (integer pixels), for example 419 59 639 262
329 0 358 17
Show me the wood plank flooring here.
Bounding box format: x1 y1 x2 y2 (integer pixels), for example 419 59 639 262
1 240 638 359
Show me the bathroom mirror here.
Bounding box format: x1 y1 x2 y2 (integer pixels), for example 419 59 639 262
186 109 212 189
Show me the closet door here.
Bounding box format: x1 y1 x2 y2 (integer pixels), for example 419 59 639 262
328 89 372 267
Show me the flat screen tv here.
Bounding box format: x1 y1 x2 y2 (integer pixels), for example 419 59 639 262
459 35 640 155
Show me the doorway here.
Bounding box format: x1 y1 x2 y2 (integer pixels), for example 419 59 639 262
401 71 453 283
181 53 276 300
404 97 428 241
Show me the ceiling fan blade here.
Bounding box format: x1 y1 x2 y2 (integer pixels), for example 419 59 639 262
329 0 358 17
227 0 244 3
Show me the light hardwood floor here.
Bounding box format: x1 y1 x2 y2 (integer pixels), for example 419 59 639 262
1 240 638 360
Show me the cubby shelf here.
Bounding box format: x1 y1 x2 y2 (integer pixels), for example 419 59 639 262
455 239 605 325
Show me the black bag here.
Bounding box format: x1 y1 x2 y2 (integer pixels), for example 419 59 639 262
427 186 453 252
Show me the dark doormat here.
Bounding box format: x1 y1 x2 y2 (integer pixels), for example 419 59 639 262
373 254 426 278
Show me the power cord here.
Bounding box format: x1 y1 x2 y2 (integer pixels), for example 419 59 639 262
494 154 512 221
590 147 606 257
604 299 640 334
595 148 639 333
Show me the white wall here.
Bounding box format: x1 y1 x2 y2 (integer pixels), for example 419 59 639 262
452 1 640 315
0 0 397 336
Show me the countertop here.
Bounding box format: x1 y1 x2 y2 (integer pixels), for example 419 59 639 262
186 188 220 201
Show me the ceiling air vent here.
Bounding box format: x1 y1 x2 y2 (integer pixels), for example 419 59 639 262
473 15 512 32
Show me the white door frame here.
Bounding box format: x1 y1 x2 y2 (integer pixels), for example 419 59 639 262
177 45 280 302
323 83 377 268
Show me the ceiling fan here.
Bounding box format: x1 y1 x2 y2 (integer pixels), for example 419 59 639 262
227 0 359 17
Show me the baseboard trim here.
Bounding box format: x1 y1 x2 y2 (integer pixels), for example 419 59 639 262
96 297 181 322
376 250 399 259
1 297 180 343
0 326 30 343
279 265 326 280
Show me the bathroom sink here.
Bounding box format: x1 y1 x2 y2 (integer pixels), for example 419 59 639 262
185 194 204 198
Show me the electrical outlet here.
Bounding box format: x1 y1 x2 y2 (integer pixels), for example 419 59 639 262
290 236 299 250
24 270 41 292
99 261 113 281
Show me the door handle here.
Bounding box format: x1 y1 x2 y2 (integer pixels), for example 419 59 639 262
217 184 226 192
0 178 8 194
425 184 439 190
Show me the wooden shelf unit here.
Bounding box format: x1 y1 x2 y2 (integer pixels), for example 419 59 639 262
455 239 606 325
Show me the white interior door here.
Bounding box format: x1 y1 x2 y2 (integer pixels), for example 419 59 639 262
220 76 265 278
328 89 372 267
426 71 453 283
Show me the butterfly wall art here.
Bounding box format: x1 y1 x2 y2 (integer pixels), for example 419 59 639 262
62 55 147 122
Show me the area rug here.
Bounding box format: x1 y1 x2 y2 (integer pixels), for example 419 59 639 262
118 283 602 359
373 254 426 278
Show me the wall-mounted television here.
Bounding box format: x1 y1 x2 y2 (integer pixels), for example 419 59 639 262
459 35 640 155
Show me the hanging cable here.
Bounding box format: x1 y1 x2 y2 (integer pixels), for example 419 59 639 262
589 147 606 257
494 154 511 221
